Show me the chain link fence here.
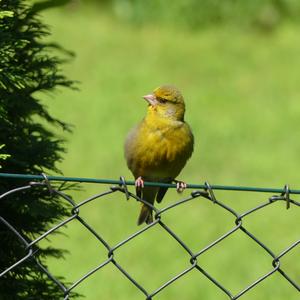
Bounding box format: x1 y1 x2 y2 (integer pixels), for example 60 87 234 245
0 173 299 299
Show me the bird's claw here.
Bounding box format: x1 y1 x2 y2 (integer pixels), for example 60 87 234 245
174 180 187 193
135 176 144 188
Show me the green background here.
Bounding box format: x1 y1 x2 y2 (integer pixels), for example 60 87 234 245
36 2 299 299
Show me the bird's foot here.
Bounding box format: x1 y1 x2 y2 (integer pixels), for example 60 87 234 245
135 176 144 188
173 180 187 193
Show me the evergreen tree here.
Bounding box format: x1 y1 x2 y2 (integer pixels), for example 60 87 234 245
0 0 76 298
0 144 10 168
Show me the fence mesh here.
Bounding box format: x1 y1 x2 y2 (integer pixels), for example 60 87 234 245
0 173 299 299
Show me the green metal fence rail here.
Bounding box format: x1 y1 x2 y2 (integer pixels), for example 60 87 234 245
0 172 299 299
2 172 300 194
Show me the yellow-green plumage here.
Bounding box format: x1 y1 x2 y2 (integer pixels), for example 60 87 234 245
125 85 194 225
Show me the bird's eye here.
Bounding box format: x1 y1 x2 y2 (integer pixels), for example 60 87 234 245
157 97 167 104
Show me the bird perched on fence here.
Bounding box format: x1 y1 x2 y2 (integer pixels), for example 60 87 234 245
124 85 194 225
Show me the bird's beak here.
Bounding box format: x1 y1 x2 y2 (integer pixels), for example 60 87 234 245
143 94 158 106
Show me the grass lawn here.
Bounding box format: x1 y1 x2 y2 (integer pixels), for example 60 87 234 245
37 4 300 300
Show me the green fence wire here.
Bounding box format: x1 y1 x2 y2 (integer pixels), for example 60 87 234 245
0 172 299 299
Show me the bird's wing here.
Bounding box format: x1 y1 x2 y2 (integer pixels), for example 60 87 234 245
156 186 169 203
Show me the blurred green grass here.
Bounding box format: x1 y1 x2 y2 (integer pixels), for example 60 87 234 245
37 4 300 300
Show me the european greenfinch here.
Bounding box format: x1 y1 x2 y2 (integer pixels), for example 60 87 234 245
125 85 194 225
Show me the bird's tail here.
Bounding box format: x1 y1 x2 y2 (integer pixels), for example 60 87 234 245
137 204 153 225
137 186 158 225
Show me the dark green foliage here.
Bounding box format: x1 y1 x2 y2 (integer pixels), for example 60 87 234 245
0 0 76 298
88 0 300 31
0 145 10 167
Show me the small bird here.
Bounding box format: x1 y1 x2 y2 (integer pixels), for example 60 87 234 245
124 85 194 225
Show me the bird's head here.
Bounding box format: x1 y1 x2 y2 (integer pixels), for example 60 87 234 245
143 85 185 121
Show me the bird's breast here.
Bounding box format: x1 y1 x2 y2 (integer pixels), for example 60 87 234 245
125 118 194 179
